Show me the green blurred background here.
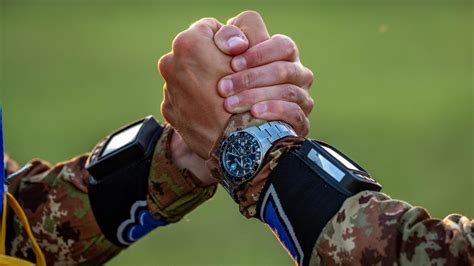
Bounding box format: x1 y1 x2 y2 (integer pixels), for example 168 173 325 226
1 0 472 265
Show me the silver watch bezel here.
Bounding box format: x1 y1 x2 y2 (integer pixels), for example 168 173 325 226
218 121 297 196
219 130 264 187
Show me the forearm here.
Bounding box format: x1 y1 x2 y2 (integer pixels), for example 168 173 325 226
313 191 473 265
4 121 217 264
222 138 473 265
87 121 217 247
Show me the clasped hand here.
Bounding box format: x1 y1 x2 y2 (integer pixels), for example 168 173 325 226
158 11 314 184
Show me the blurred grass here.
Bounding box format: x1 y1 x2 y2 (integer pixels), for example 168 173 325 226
1 0 472 265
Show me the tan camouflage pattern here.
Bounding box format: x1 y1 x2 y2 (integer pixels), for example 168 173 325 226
236 136 304 218
7 155 120 265
209 116 474 265
312 191 473 265
2 125 217 264
147 125 217 223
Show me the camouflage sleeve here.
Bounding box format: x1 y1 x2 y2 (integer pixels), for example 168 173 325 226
4 125 216 265
7 155 118 265
311 191 474 265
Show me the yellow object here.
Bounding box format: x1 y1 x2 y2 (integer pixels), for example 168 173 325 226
0 192 46 266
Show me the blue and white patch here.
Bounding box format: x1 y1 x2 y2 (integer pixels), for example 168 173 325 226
116 200 167 246
260 184 304 265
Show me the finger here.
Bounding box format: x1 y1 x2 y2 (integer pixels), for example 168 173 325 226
251 100 310 137
218 61 313 96
231 34 299 71
227 10 270 46
172 18 223 55
214 25 249 55
224 84 314 115
189 17 223 35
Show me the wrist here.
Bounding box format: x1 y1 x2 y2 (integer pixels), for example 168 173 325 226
147 125 217 222
235 136 304 217
254 140 382 265
206 112 304 217
170 129 217 186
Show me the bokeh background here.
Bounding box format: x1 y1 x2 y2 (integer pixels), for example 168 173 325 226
1 0 472 265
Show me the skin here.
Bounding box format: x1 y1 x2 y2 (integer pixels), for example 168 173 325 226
162 11 314 185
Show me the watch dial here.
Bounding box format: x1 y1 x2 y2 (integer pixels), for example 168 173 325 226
220 131 262 184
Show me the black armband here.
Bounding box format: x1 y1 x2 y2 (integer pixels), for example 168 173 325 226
256 139 381 266
86 116 166 247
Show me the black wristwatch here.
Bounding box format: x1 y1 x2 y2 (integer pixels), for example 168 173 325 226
218 121 297 196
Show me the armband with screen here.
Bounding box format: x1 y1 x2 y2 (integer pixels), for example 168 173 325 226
256 139 381 266
86 116 165 246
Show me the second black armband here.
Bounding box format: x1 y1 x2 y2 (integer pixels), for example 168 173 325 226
256 139 381 266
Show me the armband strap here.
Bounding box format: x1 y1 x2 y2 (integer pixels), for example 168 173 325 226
256 139 381 266
88 125 216 247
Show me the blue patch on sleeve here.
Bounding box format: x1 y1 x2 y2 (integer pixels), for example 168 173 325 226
117 200 168 245
127 209 167 242
264 200 299 262
260 184 304 265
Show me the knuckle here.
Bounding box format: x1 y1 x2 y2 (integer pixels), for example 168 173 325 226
273 34 298 58
289 63 302 82
276 63 289 81
294 108 305 125
306 68 315 88
281 85 298 102
251 47 265 66
280 62 300 82
293 109 307 135
190 17 220 35
239 10 262 21
172 31 192 54
192 17 217 28
158 54 173 77
307 97 315 113
240 71 256 89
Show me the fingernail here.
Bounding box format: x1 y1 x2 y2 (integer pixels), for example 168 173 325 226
253 103 267 114
226 96 239 108
232 56 247 71
219 79 233 96
227 36 246 50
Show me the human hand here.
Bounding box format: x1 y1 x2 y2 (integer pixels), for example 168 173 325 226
215 12 314 136
160 12 314 162
159 17 232 160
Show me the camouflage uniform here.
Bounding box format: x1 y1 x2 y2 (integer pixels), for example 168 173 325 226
3 125 217 265
207 113 474 265
312 191 473 265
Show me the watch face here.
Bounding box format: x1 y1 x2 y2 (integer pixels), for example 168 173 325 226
220 131 262 185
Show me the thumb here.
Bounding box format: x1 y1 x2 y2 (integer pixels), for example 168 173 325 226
227 10 270 47
214 25 250 56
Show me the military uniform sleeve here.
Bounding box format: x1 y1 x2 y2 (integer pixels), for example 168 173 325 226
311 191 474 265
4 125 216 265
209 131 473 266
